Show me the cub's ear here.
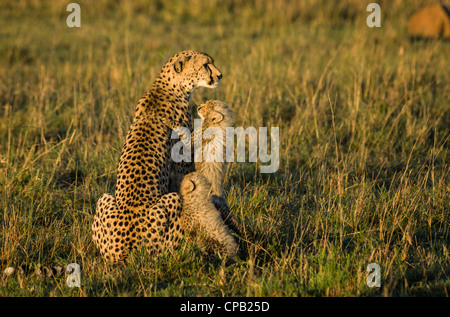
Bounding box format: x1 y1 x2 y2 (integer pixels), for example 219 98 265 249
174 55 191 73
185 180 196 193
211 111 224 123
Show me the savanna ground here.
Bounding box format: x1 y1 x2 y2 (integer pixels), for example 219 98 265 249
0 0 449 297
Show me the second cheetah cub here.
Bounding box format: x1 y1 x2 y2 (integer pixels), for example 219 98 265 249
180 172 238 258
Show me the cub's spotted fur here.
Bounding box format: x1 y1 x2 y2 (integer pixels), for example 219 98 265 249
180 172 238 258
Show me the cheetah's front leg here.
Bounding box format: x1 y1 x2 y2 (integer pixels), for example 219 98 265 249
163 117 194 193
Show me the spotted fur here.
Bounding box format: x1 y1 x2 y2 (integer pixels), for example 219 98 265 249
92 50 222 263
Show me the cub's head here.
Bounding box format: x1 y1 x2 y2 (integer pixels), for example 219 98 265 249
160 50 222 94
197 100 233 127
180 172 211 199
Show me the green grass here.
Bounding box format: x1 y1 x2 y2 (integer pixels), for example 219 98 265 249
0 0 449 297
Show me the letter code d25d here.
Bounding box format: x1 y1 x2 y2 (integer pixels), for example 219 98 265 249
224 302 269 312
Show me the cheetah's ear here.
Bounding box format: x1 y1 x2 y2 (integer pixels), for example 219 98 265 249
211 111 224 123
174 55 191 73
185 180 196 193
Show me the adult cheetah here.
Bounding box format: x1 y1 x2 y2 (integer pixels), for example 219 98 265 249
92 50 223 263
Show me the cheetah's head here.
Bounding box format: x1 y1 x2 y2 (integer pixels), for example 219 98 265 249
161 50 222 95
180 172 211 199
197 100 234 127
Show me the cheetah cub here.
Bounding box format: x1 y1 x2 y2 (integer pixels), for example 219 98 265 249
194 100 254 242
193 100 233 197
180 172 238 258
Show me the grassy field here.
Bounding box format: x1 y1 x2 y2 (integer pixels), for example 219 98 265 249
0 0 449 297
